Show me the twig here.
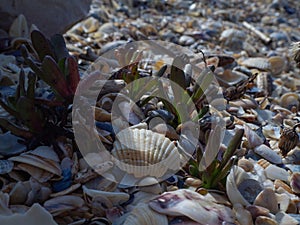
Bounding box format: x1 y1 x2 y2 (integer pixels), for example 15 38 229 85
242 21 271 44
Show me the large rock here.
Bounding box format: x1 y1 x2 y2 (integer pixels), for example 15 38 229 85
0 0 91 37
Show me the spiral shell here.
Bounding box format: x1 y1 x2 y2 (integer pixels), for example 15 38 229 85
111 128 181 178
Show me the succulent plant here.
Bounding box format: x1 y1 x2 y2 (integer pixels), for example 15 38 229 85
0 30 79 148
189 128 244 189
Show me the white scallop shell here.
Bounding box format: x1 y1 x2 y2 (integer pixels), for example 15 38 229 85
111 128 181 178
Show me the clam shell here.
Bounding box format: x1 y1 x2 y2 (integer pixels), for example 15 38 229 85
264 164 290 182
254 144 282 164
43 195 84 216
268 56 286 76
279 93 299 110
233 203 253 225
255 216 278 225
29 146 60 162
275 211 299 225
111 128 181 178
123 203 168 225
82 185 130 205
9 154 61 176
240 57 271 71
254 188 279 214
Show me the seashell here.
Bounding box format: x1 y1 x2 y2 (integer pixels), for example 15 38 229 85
185 177 202 187
283 149 300 164
123 203 168 225
149 189 235 224
17 163 54 182
0 132 26 156
264 164 290 182
254 144 282 164
268 56 286 76
233 203 253 225
275 211 299 225
254 188 279 214
9 14 29 37
0 160 14 174
216 69 248 87
246 205 271 220
151 123 179 140
50 183 81 198
240 57 271 71
111 128 181 179
9 154 61 176
279 93 299 110
275 192 291 212
226 166 263 206
255 216 278 225
262 124 281 140
274 179 293 194
0 203 57 225
290 172 300 194
238 158 254 172
43 195 85 216
82 185 129 205
137 177 162 194
81 17 100 33
9 181 31 204
244 124 264 149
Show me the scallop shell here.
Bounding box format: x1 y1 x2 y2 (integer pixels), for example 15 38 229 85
111 128 181 178
226 166 263 206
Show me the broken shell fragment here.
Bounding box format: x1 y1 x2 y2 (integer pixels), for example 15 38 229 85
226 166 263 206
0 203 57 225
254 144 282 164
149 189 235 224
290 172 300 194
123 203 168 225
253 188 279 214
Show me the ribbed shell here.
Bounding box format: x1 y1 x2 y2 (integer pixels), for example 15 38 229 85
111 128 181 178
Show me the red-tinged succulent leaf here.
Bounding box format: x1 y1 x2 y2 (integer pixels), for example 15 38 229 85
66 56 80 94
41 56 72 99
50 34 69 61
0 118 33 139
31 30 55 61
16 96 44 133
26 72 36 100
